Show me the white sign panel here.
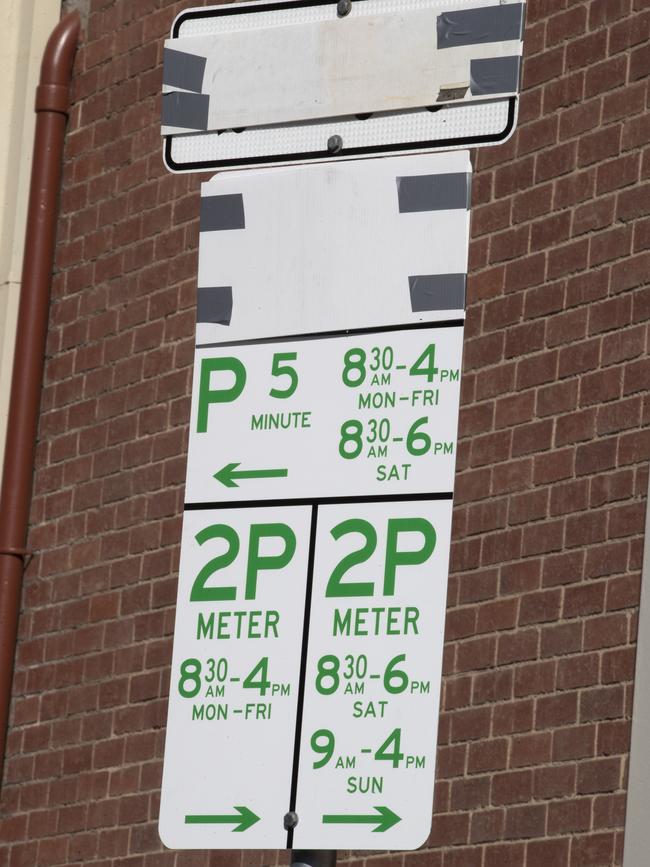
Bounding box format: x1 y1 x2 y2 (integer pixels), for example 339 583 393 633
294 498 452 849
162 0 525 171
186 327 463 505
159 506 311 848
159 152 470 850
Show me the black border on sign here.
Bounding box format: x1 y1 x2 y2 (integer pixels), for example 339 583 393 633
164 0 518 172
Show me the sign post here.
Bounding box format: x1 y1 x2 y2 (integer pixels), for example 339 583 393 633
158 0 526 857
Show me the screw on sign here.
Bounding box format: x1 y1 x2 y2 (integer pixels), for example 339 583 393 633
158 0 526 855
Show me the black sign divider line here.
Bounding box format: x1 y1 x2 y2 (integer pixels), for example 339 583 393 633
184 491 454 511
286 502 319 849
195 318 464 350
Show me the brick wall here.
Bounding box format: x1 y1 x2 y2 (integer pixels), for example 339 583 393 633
0 1 648 866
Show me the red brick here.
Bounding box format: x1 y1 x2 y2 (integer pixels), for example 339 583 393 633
516 352 558 389
504 321 546 359
451 776 491 810
578 126 622 168
492 770 533 805
467 738 508 774
550 479 589 516
580 685 625 721
577 757 621 794
563 583 606 619
613 248 650 292
492 700 534 736
458 568 499 604
509 490 548 525
456 637 496 673
524 46 564 88
531 211 571 250
566 267 609 308
548 239 590 281
489 227 530 265
566 510 608 547
629 41 650 80
624 357 650 395
576 439 618 476
427 813 469 846
559 100 601 142
528 838 570 867
534 764 576 800
510 731 552 768
553 724 596 761
557 654 599 690
522 520 564 555
504 804 546 839
548 798 592 834
524 281 565 319
501 560 542 595
597 153 640 195
470 809 505 844
536 380 579 417
546 6 587 46
475 600 518 635
536 693 578 729
494 392 536 428
556 408 597 444
584 614 628 650
514 660 556 696
619 428 650 464
555 169 595 209
495 157 536 198
601 648 636 684
533 448 574 484
513 184 553 223
570 832 616 866
597 720 631 757
505 252 546 291
593 792 627 829
588 56 629 99
484 843 526 867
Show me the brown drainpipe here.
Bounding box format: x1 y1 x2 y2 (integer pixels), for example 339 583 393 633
0 11 80 790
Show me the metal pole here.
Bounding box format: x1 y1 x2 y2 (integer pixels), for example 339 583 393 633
291 851 337 867
0 10 80 792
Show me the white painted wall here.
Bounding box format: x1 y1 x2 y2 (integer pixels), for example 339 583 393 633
0 0 62 484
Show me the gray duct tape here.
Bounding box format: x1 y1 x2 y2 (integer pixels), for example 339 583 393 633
409 274 466 312
197 287 233 326
397 173 471 212
162 91 209 131
200 194 245 232
163 47 207 93
470 55 521 96
437 3 524 49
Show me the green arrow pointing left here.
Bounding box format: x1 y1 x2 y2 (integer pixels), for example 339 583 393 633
322 806 401 833
214 462 288 488
185 806 260 832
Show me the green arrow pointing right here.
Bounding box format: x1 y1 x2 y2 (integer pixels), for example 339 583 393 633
322 806 401 833
185 806 260 832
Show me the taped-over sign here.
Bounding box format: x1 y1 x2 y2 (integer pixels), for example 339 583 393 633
161 0 526 171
